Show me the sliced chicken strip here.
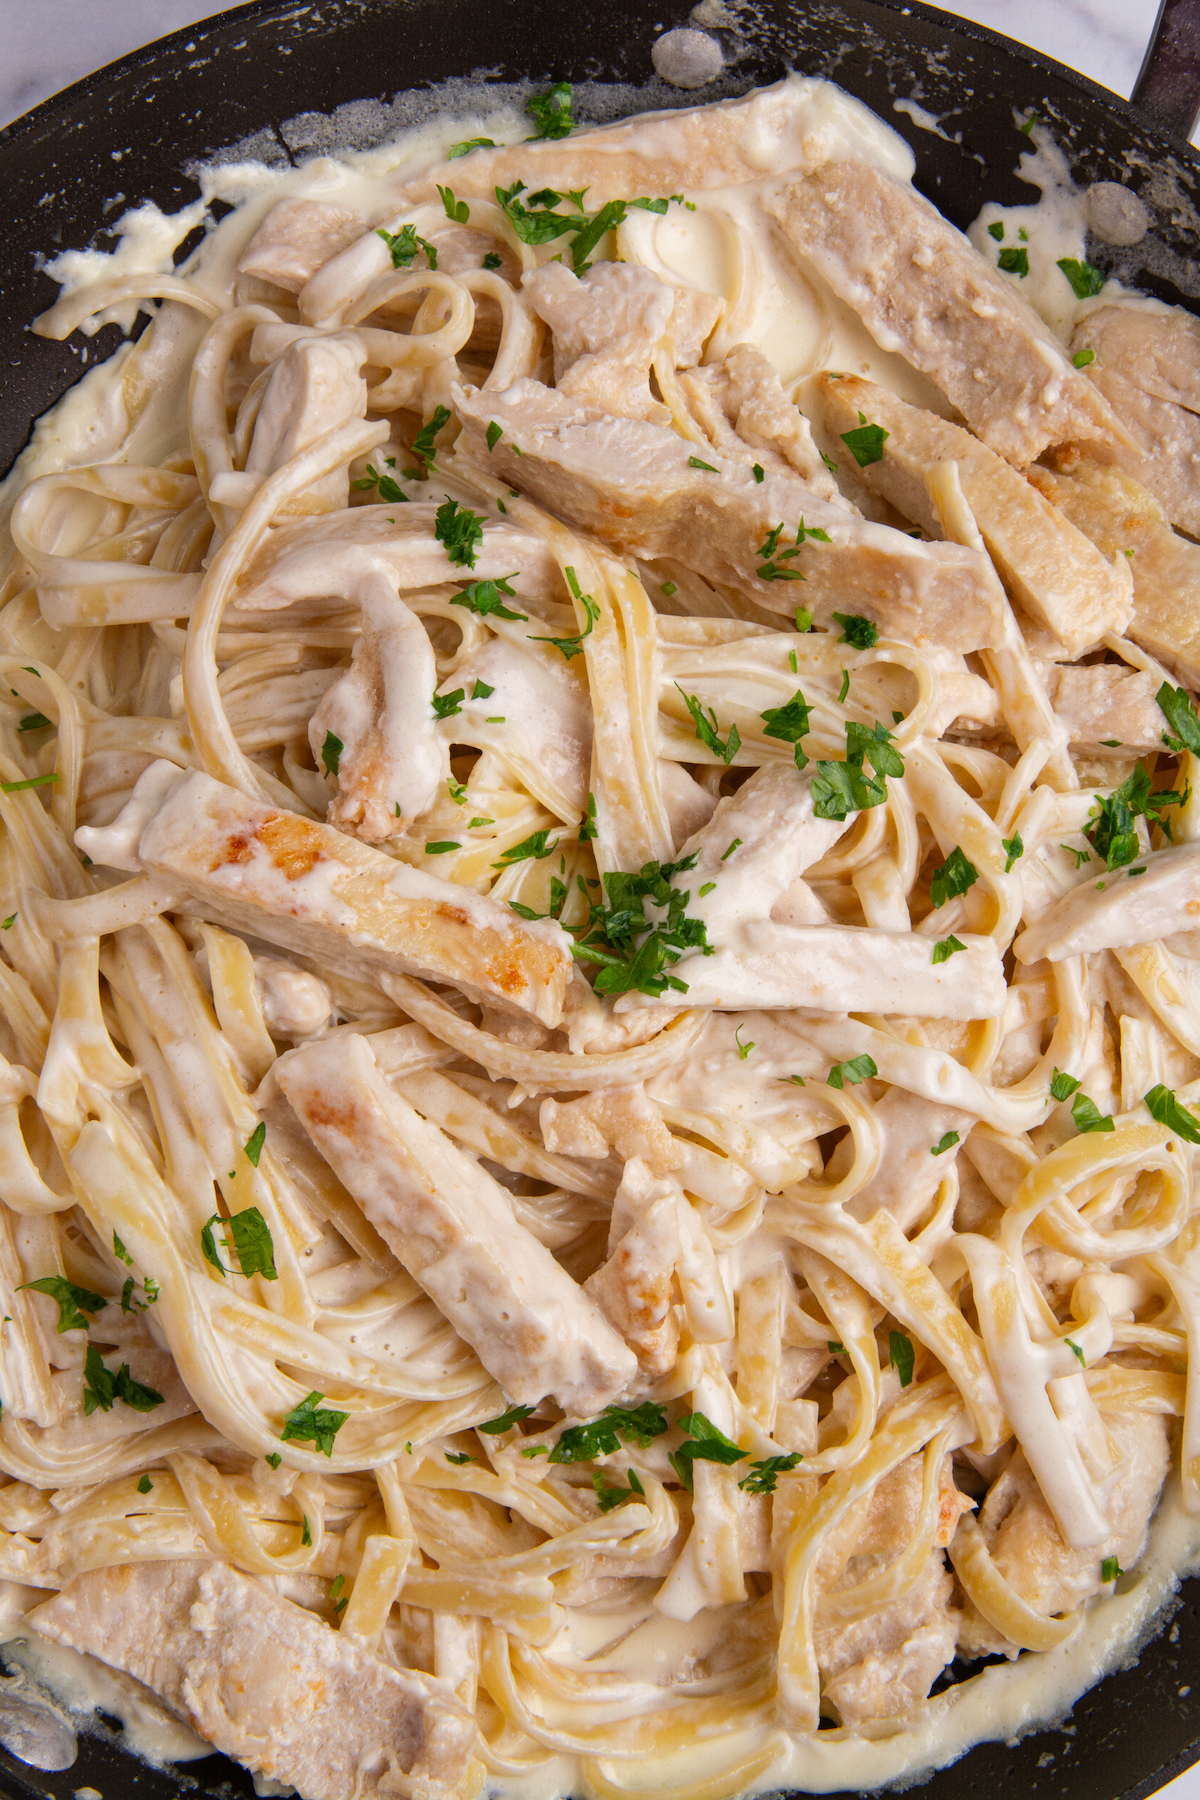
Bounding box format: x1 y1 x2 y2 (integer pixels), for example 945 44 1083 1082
1015 843 1200 965
309 570 444 841
683 343 842 502
814 373 1132 655
957 1410 1169 1656
446 632 593 820
667 762 849 946
219 333 367 516
234 506 562 613
76 763 571 1025
238 199 366 294
525 261 675 422
625 919 1008 1018
1074 302 1200 412
30 1560 473 1800
391 74 911 212
454 380 1006 651
1027 461 1200 688
1045 664 1168 754
278 1032 637 1412
1071 304 1200 534
763 158 1118 466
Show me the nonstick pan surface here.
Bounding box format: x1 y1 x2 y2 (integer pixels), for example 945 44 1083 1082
1 1 1200 1795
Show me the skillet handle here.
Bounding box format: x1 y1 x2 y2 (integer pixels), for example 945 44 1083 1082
1131 0 1200 146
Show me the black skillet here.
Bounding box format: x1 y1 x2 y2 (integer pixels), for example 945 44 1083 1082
1 0 1200 1794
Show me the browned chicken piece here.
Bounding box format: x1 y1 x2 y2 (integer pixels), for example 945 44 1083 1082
30 1560 475 1800
454 380 1007 651
539 1086 682 1175
238 199 366 293
682 343 842 502
1045 664 1168 753
1026 462 1200 688
814 1451 970 1725
814 373 1132 655
279 1032 638 1413
392 76 846 211
763 159 1118 467
957 1409 1169 1657
1071 304 1200 534
78 763 571 1025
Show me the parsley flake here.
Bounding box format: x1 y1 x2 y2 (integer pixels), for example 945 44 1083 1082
137 1474 153 1494
752 463 764 482
827 1055 877 1088
739 1453 802 1494
321 731 342 778
281 1391 349 1457
1 774 59 792
434 496 485 568
676 685 740 764
201 1207 278 1280
1072 1092 1114 1134
668 1413 747 1492
244 1122 266 1167
530 565 600 659
592 1467 647 1512
930 846 978 908
1050 1068 1082 1102
1058 257 1105 298
1073 348 1096 368
448 136 496 158
1144 1083 1200 1144
1065 1337 1086 1367
1102 1556 1123 1583
478 1403 537 1434
840 412 889 467
526 80 575 140
437 183 470 224
425 840 460 854
18 1277 105 1333
1002 831 1024 872
931 1131 960 1156
432 687 465 720
833 611 879 649
83 1345 163 1415
889 1331 915 1386
351 462 406 504
735 1024 754 1060
377 224 439 270
932 935 967 963
688 456 718 472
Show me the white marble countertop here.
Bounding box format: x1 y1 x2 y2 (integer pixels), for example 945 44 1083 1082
0 2 1198 1794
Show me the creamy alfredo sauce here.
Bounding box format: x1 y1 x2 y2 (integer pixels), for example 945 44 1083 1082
3 71 1191 1797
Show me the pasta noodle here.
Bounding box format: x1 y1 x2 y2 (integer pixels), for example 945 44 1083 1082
0 63 1199 1800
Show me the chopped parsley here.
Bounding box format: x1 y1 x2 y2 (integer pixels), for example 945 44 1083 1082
1 774 59 792
137 1474 153 1495
448 136 496 158
735 1024 755 1060
1002 831 1024 872
17 1277 105 1334
889 1331 915 1386
492 828 560 868
351 460 405 504
1071 1092 1114 1134
752 463 764 482
431 688 465 720
593 1468 647 1511
412 405 452 474
676 684 740 764
578 791 598 842
485 421 503 452
739 1453 802 1494
930 846 979 909
526 79 575 140
1058 257 1105 298
483 250 503 270
425 841 460 854
827 1340 845 1353
83 1345 164 1415
987 220 1005 241
244 1122 266 1167
998 246 1029 277
0 915 13 930
661 580 678 597
437 183 470 224
757 517 830 582
1073 348 1096 368
201 1206 278 1281
795 607 813 633
471 684 494 703
434 496 485 568
265 1452 282 1469
840 412 889 467
18 713 50 732
688 456 718 472
451 575 527 621
1157 682 1200 756
321 731 342 778
281 1391 350 1458
330 1573 348 1613
811 719 901 821
1065 1337 1086 1367
1102 1556 1124 1583
478 1403 537 1434
530 566 600 658
699 881 716 896
668 1413 746 1492
760 689 812 765
377 224 439 269
1085 765 1183 870
571 855 711 999
932 1131 960 1156
113 1232 133 1267
1144 1083 1200 1144
932 935 967 963
827 1054 877 1088
301 1516 313 1544
445 1451 475 1465
1050 1068 1082 1102
547 1401 669 1464
721 839 742 861
1062 844 1092 870
833 611 878 649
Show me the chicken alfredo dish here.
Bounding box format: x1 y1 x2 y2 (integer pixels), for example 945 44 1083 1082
2 65 1200 1800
